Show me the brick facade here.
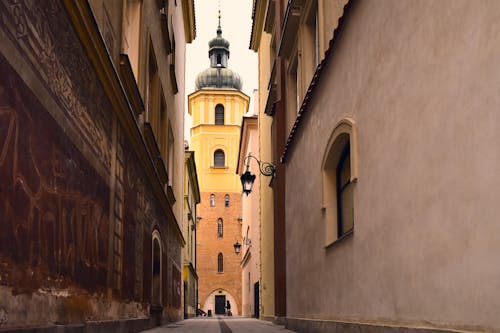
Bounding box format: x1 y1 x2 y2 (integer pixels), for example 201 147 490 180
197 192 242 315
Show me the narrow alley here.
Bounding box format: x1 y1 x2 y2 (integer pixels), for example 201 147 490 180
141 318 296 333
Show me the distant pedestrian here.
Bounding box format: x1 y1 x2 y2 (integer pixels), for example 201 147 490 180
226 300 232 316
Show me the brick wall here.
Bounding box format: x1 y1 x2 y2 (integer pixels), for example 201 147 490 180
197 192 242 314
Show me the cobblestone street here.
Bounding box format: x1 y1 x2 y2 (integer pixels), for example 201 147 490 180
141 318 296 333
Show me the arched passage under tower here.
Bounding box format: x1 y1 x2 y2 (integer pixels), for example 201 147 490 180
202 288 239 316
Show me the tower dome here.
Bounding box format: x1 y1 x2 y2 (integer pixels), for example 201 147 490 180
195 14 243 91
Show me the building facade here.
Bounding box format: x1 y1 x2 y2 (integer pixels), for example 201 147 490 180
252 0 500 332
237 110 261 318
182 150 200 318
0 0 194 330
188 18 248 317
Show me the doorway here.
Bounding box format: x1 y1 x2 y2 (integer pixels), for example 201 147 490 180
254 282 259 318
215 295 226 315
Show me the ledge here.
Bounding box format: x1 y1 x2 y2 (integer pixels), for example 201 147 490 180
324 229 353 250
118 54 144 117
0 318 154 333
286 317 482 333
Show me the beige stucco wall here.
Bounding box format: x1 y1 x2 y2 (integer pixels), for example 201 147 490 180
240 116 261 317
257 31 275 320
284 1 500 331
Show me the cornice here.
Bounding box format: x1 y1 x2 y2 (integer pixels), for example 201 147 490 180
188 88 250 101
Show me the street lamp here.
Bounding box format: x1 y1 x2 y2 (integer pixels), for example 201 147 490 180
233 241 241 255
233 237 251 255
240 154 276 195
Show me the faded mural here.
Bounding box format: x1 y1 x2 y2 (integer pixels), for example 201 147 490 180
0 0 182 327
0 55 110 291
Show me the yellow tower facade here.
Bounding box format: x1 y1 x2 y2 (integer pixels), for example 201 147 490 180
189 18 249 316
189 90 249 192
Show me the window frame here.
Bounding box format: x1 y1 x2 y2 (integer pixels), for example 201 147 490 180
321 118 358 247
336 143 353 238
214 149 225 168
217 218 223 238
217 253 223 273
215 104 224 125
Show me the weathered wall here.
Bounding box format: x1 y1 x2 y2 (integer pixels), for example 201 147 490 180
285 1 500 332
0 0 182 328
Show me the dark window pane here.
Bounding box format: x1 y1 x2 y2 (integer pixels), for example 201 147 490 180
215 104 224 125
340 183 354 234
214 150 225 167
218 253 223 272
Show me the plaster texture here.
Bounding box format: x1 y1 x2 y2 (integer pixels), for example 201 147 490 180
284 0 500 332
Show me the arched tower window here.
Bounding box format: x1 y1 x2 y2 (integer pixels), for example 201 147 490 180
215 104 224 125
217 54 222 66
217 218 223 238
210 194 215 207
214 149 225 167
224 194 230 207
217 253 223 273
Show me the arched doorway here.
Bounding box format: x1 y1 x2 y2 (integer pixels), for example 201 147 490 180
151 230 162 302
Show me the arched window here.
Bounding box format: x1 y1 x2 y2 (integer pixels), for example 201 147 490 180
322 118 358 246
217 253 223 272
215 104 224 125
152 230 162 305
214 149 225 167
224 194 230 207
210 194 215 207
217 218 223 238
216 54 222 66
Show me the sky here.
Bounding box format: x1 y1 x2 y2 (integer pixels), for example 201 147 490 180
185 0 258 141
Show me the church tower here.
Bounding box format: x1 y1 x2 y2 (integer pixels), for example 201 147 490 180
189 12 248 316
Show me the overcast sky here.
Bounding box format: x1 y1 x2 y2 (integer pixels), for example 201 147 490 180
185 0 258 140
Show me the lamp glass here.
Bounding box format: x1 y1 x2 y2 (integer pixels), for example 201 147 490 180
240 170 256 195
233 241 241 255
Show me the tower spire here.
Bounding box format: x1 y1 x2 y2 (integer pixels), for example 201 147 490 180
217 0 222 36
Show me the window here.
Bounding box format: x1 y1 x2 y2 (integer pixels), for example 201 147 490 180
305 1 319 73
285 52 298 135
215 104 224 125
122 0 143 80
159 97 167 159
210 194 215 207
224 194 230 207
217 218 223 238
167 122 174 186
217 54 222 66
322 118 358 246
337 143 353 237
217 253 223 272
214 149 225 167
147 46 160 133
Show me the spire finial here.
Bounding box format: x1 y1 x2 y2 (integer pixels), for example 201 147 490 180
217 0 222 35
